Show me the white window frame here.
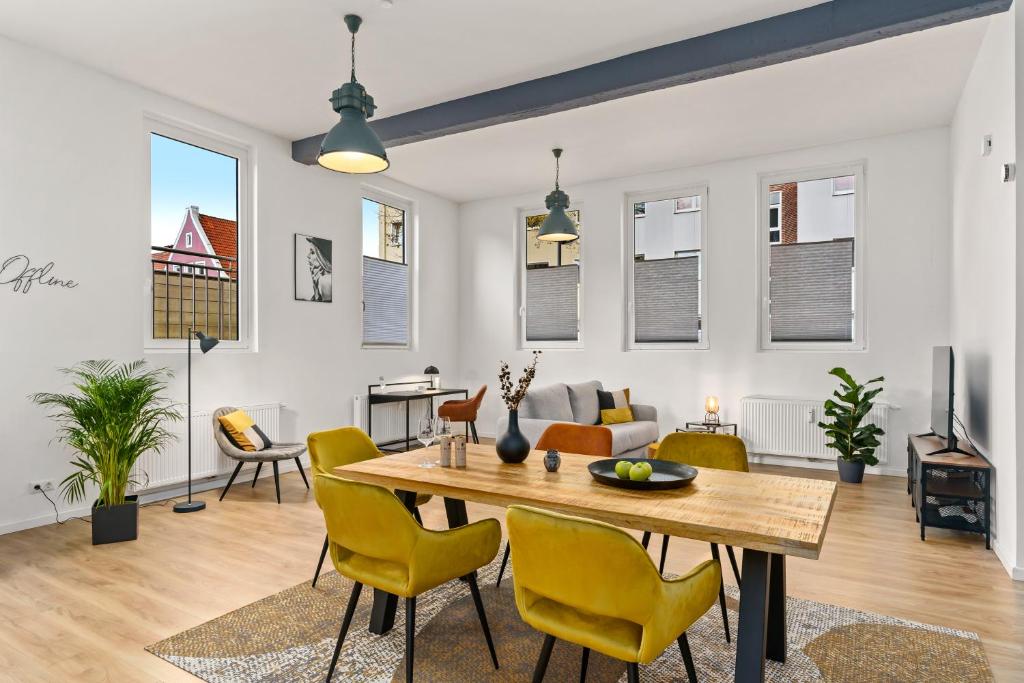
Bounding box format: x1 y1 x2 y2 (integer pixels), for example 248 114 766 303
184 232 193 249
624 184 710 350
768 190 782 243
757 161 867 352
144 114 254 352
361 185 416 350
831 175 855 196
515 204 584 350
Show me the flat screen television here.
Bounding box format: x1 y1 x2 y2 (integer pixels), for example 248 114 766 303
928 346 967 455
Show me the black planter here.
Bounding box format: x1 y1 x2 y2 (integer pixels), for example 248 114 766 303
837 459 865 484
496 410 531 464
91 495 139 545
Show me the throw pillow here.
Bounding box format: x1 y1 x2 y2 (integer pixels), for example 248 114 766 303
218 410 273 452
597 388 634 425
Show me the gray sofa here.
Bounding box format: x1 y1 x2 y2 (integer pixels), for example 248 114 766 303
496 380 658 457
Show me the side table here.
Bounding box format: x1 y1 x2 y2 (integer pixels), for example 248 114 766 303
679 422 738 436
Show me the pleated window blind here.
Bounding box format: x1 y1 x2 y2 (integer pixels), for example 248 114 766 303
522 210 581 344
362 197 409 346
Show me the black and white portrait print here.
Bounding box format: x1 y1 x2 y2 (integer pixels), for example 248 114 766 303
294 234 333 302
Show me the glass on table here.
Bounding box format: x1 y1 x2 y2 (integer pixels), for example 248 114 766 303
417 417 437 468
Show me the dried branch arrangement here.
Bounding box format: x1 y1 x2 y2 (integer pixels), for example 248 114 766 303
498 351 542 411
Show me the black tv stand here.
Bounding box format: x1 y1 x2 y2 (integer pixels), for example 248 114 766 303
915 430 972 456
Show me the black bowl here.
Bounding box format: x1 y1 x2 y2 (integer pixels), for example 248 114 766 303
588 458 698 491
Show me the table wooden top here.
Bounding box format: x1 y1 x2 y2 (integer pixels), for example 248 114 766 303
909 434 990 469
334 444 837 560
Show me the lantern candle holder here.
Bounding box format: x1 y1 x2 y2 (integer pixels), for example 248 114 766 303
704 396 721 425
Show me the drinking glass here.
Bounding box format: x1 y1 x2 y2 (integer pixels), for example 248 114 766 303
436 416 452 439
417 417 437 468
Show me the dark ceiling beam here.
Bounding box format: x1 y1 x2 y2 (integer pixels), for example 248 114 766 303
293 0 1011 164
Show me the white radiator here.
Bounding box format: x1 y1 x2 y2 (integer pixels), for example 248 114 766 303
130 402 281 492
353 394 436 445
739 395 890 464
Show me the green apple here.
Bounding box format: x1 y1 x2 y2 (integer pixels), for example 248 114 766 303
629 461 653 481
614 460 633 479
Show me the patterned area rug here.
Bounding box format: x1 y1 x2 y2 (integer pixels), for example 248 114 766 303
147 559 993 682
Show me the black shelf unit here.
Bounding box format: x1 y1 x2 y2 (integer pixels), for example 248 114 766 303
907 435 990 548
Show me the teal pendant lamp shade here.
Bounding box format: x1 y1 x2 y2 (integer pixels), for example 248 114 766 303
317 15 389 174
538 148 578 242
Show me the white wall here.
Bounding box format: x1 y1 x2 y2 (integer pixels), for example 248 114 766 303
950 11 1019 578
457 127 952 478
0 36 460 533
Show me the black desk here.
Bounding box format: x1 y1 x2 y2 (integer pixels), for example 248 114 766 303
367 387 468 452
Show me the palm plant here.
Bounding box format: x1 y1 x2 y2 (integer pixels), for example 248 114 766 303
31 360 181 507
818 367 885 466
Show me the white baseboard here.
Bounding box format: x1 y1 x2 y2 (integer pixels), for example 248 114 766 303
748 453 904 477
0 457 309 537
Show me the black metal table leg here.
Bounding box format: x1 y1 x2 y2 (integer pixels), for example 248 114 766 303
444 497 469 528
734 549 770 683
766 553 786 663
367 490 418 635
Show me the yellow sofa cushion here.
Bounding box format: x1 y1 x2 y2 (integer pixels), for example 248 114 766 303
217 410 272 451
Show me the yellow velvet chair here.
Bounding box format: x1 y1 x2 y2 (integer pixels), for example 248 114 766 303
316 475 501 682
307 426 432 588
507 505 720 683
653 431 748 643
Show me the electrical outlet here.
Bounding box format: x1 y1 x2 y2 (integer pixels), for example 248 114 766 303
30 480 56 494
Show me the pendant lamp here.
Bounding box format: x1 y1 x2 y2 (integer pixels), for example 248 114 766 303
537 148 579 242
317 14 389 174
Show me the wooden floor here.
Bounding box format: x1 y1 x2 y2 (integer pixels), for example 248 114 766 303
0 462 1021 682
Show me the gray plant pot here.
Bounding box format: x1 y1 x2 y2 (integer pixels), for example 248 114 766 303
837 459 865 484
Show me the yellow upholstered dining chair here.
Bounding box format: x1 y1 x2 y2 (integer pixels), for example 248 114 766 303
507 505 719 683
307 426 432 587
315 475 501 683
653 431 747 643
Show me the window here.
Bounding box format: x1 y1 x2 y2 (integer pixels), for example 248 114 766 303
832 175 855 196
758 163 865 350
518 207 582 346
362 192 411 347
674 196 701 213
626 186 708 349
768 190 782 243
148 118 250 349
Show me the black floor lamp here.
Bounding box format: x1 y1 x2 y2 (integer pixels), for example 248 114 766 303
174 327 219 513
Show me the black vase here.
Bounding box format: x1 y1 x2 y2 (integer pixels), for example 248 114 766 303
91 495 139 545
837 459 865 484
496 409 531 464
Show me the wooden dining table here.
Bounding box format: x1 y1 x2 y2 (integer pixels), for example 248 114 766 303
334 443 837 683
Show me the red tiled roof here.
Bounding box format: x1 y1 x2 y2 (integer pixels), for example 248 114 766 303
197 213 237 262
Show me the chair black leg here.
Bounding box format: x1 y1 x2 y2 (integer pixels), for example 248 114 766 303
272 460 281 504
710 543 731 643
659 534 670 574
726 545 741 587
251 461 263 487
580 647 590 683
412 507 423 525
469 421 480 444
678 632 698 683
532 634 556 683
219 461 244 501
626 662 640 683
496 541 511 587
467 573 499 669
405 597 416 683
295 457 310 489
641 531 651 549
325 581 362 682
312 535 329 588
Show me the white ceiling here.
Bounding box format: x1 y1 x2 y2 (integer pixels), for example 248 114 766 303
387 18 988 201
0 1 988 202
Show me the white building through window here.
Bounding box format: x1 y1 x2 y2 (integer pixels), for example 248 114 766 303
519 208 582 347
362 191 411 347
759 163 865 350
626 186 708 349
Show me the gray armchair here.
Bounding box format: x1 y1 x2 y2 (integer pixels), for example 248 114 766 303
212 406 308 504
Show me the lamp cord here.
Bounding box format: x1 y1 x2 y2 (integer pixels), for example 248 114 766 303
554 155 560 190
350 30 356 82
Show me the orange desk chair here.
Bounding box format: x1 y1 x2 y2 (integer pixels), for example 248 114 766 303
496 423 613 587
438 385 487 444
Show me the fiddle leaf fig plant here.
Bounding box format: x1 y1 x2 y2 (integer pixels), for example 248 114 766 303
818 367 885 466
